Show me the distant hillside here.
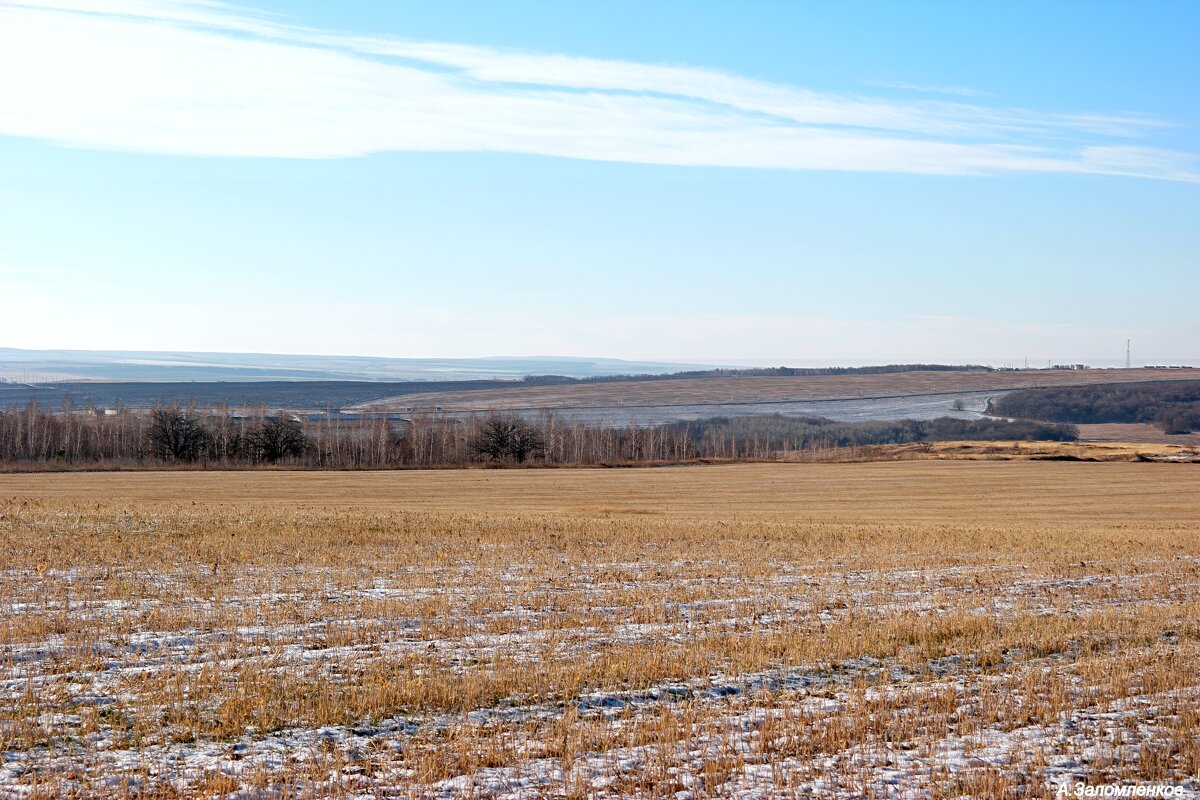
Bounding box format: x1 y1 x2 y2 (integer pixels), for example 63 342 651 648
0 348 718 383
351 368 1200 413
542 363 993 384
0 379 532 411
0 365 997 412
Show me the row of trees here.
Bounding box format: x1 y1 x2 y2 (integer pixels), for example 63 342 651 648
672 414 1077 458
0 405 696 467
0 405 318 466
0 403 1078 469
147 409 307 463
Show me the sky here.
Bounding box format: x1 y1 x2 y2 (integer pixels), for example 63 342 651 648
1 0 1197 366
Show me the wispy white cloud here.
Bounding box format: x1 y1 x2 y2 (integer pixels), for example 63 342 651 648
0 0 1196 181
863 80 992 98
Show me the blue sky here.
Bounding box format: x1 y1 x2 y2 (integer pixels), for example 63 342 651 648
1 0 1197 365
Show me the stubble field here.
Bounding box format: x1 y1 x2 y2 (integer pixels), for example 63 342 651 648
2 463 1199 797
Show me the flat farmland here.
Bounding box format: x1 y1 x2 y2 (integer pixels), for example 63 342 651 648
1078 423 1200 447
2 463 1199 797
354 367 1200 414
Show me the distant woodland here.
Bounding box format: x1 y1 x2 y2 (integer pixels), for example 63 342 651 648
675 415 1077 452
0 403 1075 469
991 381 1200 434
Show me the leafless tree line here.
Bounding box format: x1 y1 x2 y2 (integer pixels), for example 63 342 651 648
0 404 714 468
0 402 1077 470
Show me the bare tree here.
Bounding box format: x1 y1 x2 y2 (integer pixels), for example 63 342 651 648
508 417 544 463
148 407 209 462
469 413 544 464
248 415 308 463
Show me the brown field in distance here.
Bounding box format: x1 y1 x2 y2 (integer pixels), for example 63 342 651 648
352 366 1200 412
3 463 1199 796
782 439 1200 463
1078 422 1200 446
6 459 1199 518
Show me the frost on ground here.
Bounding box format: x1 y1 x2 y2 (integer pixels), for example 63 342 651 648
1 479 1199 798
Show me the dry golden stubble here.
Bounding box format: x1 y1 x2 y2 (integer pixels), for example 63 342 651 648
1 463 1198 797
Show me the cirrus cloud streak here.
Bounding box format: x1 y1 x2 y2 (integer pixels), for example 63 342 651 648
0 0 1197 182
